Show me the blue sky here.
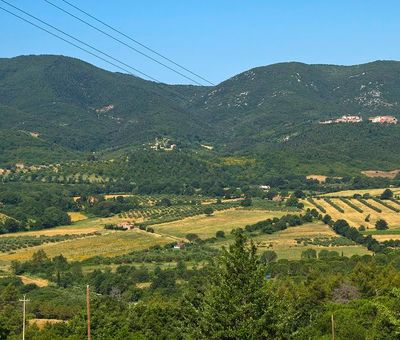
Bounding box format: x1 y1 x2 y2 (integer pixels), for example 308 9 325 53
1 0 400 85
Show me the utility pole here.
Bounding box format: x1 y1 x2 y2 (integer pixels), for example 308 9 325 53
86 285 91 340
19 294 30 340
331 314 335 340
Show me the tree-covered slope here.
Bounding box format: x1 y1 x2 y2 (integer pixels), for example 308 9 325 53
1 55 400 173
0 55 210 154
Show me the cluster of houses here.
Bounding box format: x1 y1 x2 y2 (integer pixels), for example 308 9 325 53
116 221 136 230
368 115 398 124
319 115 398 125
149 137 177 151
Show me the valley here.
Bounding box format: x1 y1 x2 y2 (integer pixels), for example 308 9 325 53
1 56 400 339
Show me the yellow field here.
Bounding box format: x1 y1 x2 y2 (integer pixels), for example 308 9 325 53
0 218 106 238
254 223 370 259
67 211 88 222
29 319 65 329
306 175 328 183
0 229 174 264
18 275 49 287
154 209 287 238
303 198 400 230
322 187 400 197
373 234 400 242
215 222 370 260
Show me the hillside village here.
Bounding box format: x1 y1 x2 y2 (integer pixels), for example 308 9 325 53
319 115 398 125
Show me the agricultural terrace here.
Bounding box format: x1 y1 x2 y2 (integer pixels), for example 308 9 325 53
303 197 400 230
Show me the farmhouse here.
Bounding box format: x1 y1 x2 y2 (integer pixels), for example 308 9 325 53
116 221 135 230
368 115 398 124
173 243 185 250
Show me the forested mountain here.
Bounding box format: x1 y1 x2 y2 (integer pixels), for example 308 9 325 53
1 55 400 174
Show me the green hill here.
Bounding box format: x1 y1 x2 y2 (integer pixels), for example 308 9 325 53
1 55 400 175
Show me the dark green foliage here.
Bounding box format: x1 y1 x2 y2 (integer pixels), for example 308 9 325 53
215 230 225 238
186 233 200 242
372 197 400 212
286 196 299 207
307 197 326 213
322 214 332 224
2 56 400 176
260 250 278 264
318 249 340 259
192 233 273 338
332 219 383 252
339 197 364 213
357 198 382 213
0 184 73 232
240 197 253 207
324 198 345 213
381 189 394 200
301 248 317 259
375 219 389 230
204 207 214 216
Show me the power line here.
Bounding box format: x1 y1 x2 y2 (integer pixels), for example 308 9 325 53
0 3 190 103
44 0 209 86
58 0 215 86
0 0 156 83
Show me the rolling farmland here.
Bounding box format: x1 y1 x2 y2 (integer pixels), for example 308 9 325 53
302 197 400 232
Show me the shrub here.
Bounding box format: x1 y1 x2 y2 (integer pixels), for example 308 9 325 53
381 189 394 200
204 207 214 216
260 250 277 264
216 230 225 238
375 219 388 230
301 249 317 259
186 233 200 242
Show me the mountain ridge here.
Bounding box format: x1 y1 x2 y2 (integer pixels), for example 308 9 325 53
1 54 400 175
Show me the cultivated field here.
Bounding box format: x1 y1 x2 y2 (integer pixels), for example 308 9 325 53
67 211 88 222
303 197 400 230
215 222 370 260
322 187 400 197
0 217 106 237
361 170 400 179
153 209 287 238
0 229 174 264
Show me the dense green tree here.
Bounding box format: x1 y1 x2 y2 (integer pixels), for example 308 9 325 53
301 249 317 259
204 207 214 216
260 250 278 264
215 230 225 238
376 219 389 230
381 189 394 200
194 232 274 338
